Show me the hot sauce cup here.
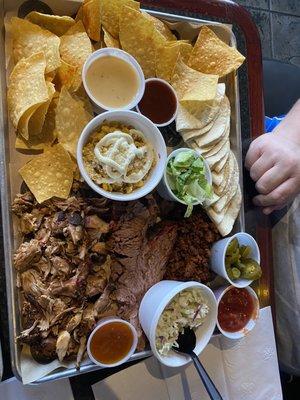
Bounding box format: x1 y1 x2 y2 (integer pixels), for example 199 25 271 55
136 78 178 127
87 317 138 368
214 285 260 339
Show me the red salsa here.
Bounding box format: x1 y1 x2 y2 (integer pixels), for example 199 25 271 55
138 79 177 125
218 288 255 332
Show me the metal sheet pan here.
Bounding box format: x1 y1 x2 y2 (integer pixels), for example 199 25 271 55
0 0 244 383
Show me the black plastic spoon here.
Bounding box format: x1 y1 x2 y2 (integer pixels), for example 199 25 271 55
173 328 223 400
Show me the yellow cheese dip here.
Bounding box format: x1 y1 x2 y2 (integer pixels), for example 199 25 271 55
85 56 139 108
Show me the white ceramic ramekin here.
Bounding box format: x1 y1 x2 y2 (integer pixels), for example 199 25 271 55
157 148 212 203
87 317 138 368
210 232 261 288
136 77 178 127
82 48 145 112
139 280 217 367
214 285 260 339
77 110 167 201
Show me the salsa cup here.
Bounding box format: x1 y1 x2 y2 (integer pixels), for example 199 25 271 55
77 110 167 201
139 280 217 367
214 285 260 339
210 232 260 288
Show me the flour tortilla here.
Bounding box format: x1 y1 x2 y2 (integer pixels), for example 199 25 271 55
181 117 216 142
201 125 230 157
214 182 238 213
193 96 230 147
214 150 230 173
214 151 238 197
206 186 242 236
200 139 230 170
217 186 242 236
212 153 240 212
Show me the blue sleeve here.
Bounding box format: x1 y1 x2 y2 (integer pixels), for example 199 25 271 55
265 115 286 133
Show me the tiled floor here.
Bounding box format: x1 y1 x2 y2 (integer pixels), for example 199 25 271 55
236 0 300 66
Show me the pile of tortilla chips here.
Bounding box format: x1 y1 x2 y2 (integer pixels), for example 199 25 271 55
7 2 245 233
7 11 94 203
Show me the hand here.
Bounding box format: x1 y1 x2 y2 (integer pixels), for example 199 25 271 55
245 133 300 215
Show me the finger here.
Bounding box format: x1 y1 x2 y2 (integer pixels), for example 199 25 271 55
253 178 295 207
245 141 262 170
249 155 275 182
255 164 290 195
263 205 285 215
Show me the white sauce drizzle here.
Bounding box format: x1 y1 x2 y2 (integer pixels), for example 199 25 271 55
94 130 154 184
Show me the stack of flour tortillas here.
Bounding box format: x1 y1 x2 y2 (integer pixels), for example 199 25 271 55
168 26 245 236
171 63 241 236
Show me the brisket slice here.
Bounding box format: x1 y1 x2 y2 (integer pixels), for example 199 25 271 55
107 198 177 347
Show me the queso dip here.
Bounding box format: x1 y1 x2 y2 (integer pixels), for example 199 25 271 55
85 55 139 108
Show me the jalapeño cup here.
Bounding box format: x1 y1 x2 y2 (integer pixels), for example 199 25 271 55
210 232 260 288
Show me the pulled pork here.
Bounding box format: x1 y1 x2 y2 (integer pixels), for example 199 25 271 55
13 183 112 366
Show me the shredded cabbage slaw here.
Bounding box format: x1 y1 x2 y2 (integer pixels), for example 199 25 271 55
155 288 210 356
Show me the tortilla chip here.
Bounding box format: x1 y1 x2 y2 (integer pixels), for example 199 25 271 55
171 58 218 102
19 144 74 203
15 94 58 151
11 17 60 74
120 6 166 78
25 11 75 36
54 59 78 91
60 21 93 90
55 86 93 158
156 41 192 82
7 52 49 139
28 81 55 136
75 5 83 22
73 85 94 116
103 27 120 48
143 12 176 41
83 0 101 41
176 83 225 132
45 70 56 82
188 26 245 77
101 0 140 38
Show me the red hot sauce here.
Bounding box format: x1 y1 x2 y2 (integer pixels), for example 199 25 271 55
138 79 177 125
218 287 255 332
